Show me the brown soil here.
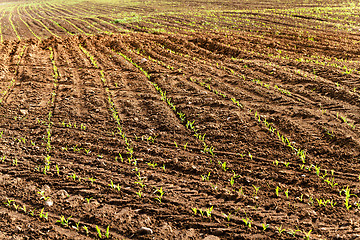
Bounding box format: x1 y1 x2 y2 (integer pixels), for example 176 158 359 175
0 0 360 239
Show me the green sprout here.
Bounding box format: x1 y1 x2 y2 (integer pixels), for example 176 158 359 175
275 186 280 197
284 189 289 199
57 215 72 227
154 187 164 203
252 185 260 196
96 225 102 238
83 225 89 235
105 225 110 238
262 223 269 231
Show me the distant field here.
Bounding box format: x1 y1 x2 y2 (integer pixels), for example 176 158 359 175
0 0 360 239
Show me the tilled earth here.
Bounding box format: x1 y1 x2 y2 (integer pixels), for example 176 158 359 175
0 0 360 239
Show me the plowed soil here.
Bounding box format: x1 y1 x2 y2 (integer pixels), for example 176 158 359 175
0 0 360 239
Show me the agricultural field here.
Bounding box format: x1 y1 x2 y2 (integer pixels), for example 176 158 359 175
0 0 360 239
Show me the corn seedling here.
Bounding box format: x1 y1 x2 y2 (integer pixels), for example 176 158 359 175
316 198 328 208
252 185 260 196
83 226 89 235
201 171 211 181
275 186 280 197
324 177 338 188
96 225 102 238
136 190 142 198
284 189 289 199
109 180 121 191
297 194 304 202
55 164 60 176
13 203 19 210
205 206 214 217
28 208 36 216
242 212 252 228
308 195 314 206
118 153 124 162
221 161 228 171
211 183 218 191
341 186 357 210
154 186 164 203
69 173 77 181
147 161 157 168
329 199 337 208
39 208 48 220
191 207 197 215
223 212 232 222
303 229 312 240
287 229 301 237
276 225 286 234
20 205 26 213
37 191 49 201
161 164 166 171
85 197 93 204
74 221 80 231
88 177 96 184
230 176 235 186
238 187 244 196
57 215 72 227
262 223 269 231
105 225 110 238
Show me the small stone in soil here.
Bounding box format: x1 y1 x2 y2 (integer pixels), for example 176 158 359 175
57 189 69 199
204 236 220 240
137 227 153 235
45 198 54 207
